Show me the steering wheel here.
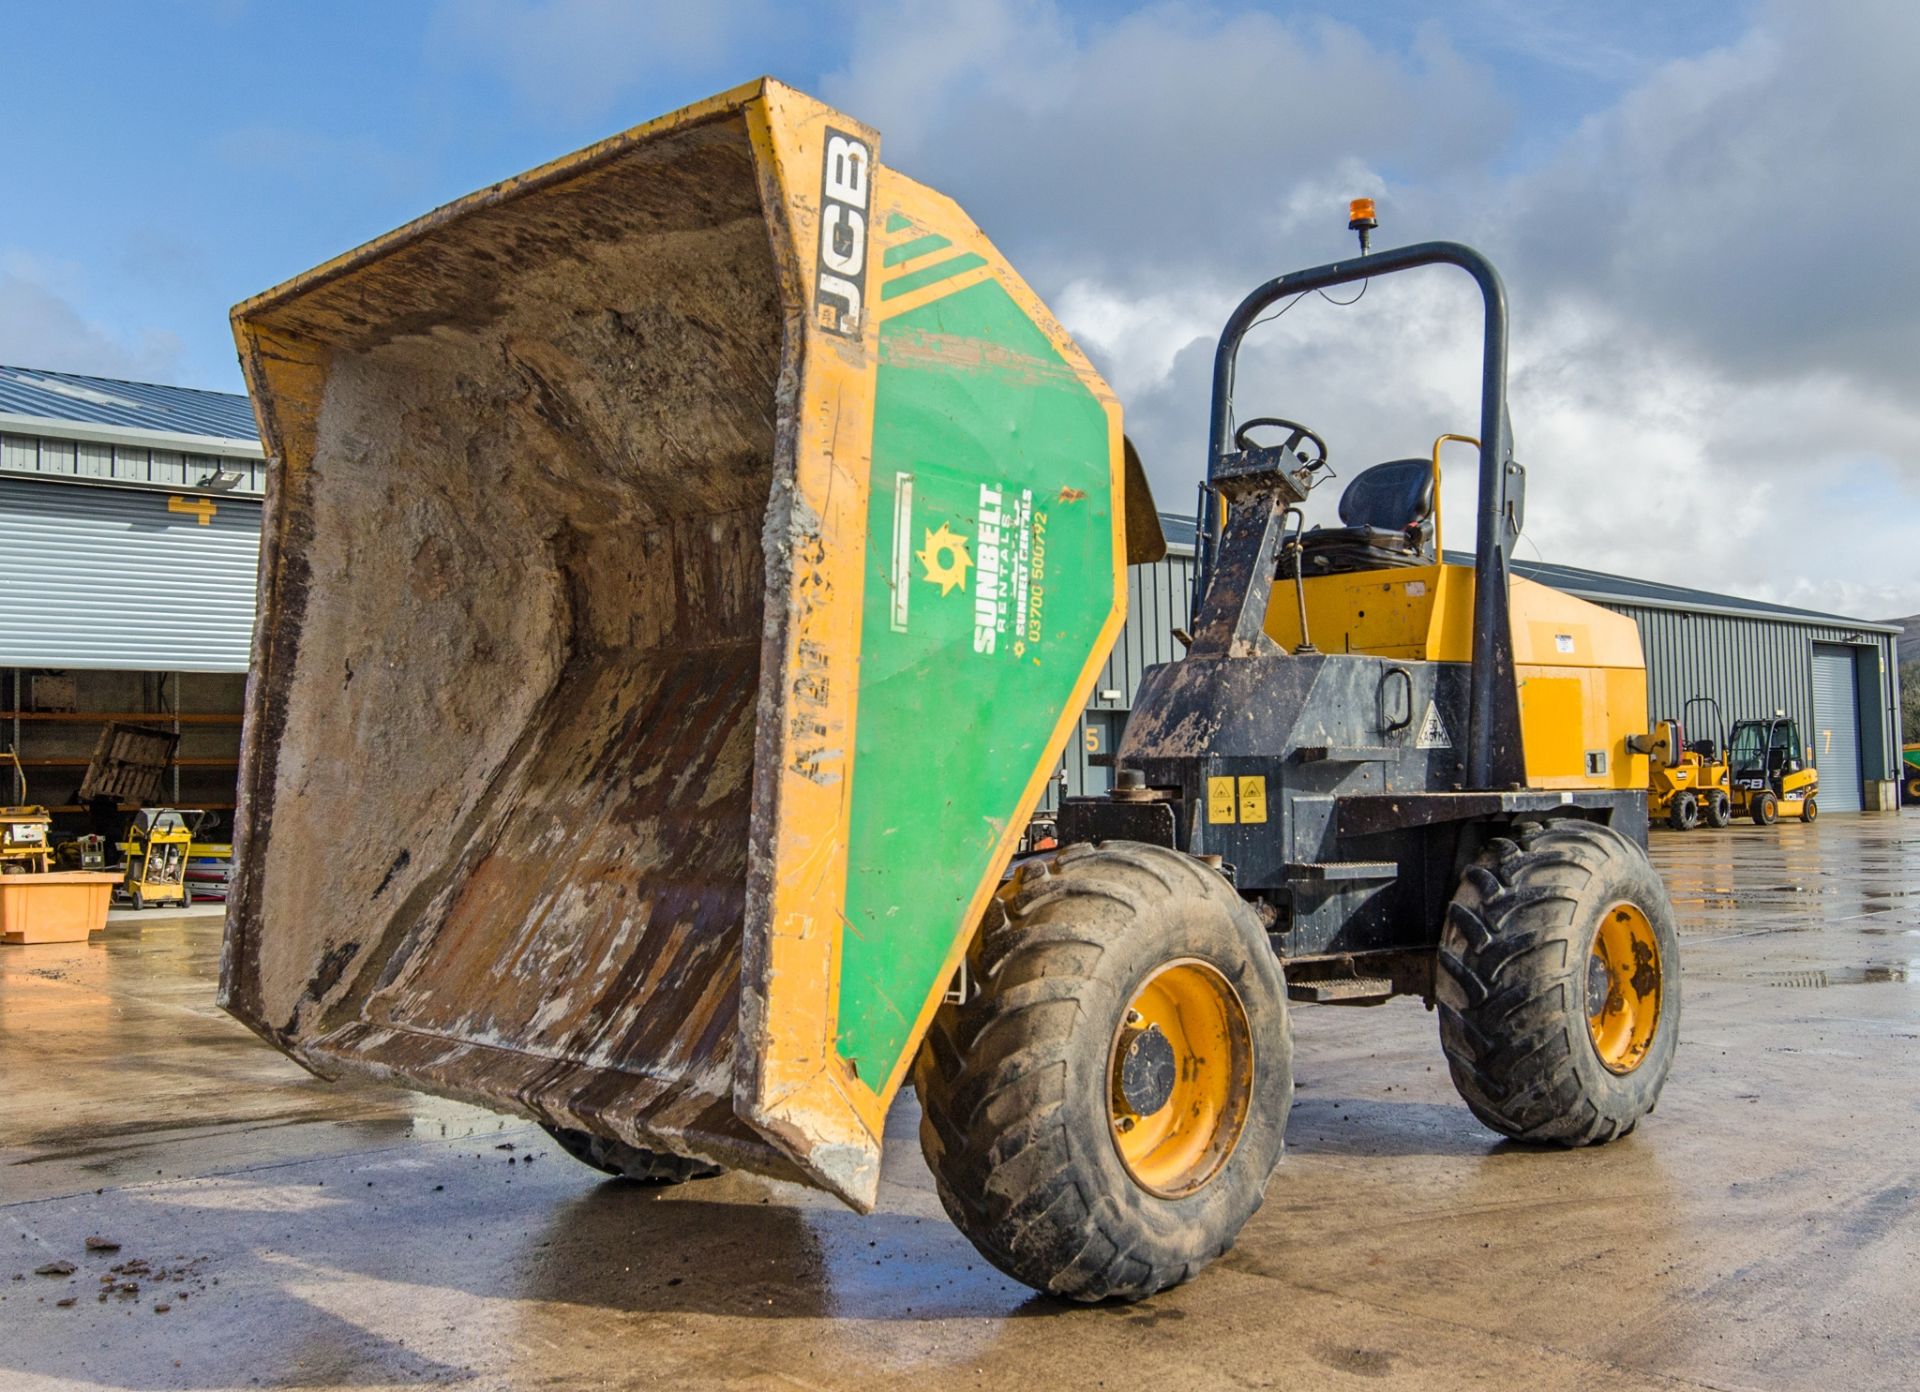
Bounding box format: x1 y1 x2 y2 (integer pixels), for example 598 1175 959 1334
1232 417 1328 470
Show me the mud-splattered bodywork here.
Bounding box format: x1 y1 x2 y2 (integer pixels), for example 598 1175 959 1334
221 79 1125 1209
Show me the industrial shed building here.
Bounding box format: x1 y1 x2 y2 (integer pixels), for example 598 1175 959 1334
1 364 263 822
2 365 1901 824
1478 559 1904 814
1053 521 1904 815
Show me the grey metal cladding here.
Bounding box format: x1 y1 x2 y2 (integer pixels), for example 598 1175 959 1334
0 475 261 672
2 432 266 494
1051 552 1195 805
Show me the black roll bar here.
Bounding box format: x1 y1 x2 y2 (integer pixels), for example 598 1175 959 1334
1196 241 1526 790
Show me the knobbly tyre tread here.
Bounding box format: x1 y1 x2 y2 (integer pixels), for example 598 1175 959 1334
914 841 1292 1303
541 1125 724 1185
1437 819 1681 1146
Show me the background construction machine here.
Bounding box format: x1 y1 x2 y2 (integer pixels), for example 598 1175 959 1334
1643 696 1733 830
223 80 1680 1305
118 808 198 910
1727 714 1819 822
2 750 54 875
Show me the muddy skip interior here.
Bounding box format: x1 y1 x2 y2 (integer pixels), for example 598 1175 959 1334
223 112 802 1174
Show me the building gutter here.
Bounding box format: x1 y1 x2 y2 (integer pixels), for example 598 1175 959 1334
0 468 265 504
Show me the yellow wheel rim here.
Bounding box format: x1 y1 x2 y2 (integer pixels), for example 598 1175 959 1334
1586 903 1662 1075
1108 960 1253 1197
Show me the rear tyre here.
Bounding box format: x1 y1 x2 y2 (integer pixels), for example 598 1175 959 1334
130 887 145 912
1905 775 1920 805
1751 790 1778 825
914 841 1292 1303
1437 820 1680 1145
1704 791 1731 829
1667 792 1699 831
541 1126 723 1185
1802 798 1818 823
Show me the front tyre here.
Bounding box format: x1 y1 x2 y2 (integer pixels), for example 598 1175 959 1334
1437 820 1680 1145
914 842 1292 1302
1751 790 1778 825
1667 791 1699 831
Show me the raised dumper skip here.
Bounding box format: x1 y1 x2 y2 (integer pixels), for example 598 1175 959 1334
222 79 1681 1304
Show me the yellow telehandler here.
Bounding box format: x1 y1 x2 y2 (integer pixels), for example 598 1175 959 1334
223 79 1679 1302
1727 714 1820 822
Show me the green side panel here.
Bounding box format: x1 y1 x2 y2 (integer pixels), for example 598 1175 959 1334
883 232 953 267
836 279 1115 1080
881 252 988 300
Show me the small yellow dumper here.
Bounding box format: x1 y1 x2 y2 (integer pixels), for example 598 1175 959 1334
1643 697 1733 830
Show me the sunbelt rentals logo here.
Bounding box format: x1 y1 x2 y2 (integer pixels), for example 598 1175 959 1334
892 477 1045 661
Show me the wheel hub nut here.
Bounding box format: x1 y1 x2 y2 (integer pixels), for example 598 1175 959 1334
1114 1022 1178 1118
1585 953 1612 1019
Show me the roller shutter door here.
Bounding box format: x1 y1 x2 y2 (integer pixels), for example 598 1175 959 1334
0 476 260 672
1811 646 1861 812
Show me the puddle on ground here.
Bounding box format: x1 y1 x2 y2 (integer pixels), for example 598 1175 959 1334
1760 964 1916 988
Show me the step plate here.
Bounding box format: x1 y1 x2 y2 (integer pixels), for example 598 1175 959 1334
1288 975 1395 1003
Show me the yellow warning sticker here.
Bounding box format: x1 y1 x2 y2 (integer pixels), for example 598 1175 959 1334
1207 776 1237 824
1238 775 1268 824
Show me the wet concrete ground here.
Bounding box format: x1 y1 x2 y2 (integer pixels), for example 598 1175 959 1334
3 814 1916 1391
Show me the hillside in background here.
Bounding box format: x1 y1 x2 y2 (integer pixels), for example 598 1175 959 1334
1890 615 1920 743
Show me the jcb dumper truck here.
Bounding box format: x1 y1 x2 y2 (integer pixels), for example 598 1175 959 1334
223 79 1681 1303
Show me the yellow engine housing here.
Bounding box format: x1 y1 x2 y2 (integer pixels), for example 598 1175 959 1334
1263 561 1649 792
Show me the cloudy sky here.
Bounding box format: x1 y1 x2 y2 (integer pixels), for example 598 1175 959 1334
5 1 1915 618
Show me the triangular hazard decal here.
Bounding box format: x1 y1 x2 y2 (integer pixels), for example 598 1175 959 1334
1416 700 1453 750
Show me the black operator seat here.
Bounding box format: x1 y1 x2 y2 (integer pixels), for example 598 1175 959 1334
1290 457 1437 575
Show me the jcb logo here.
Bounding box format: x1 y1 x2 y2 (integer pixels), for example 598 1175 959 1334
815 129 870 338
